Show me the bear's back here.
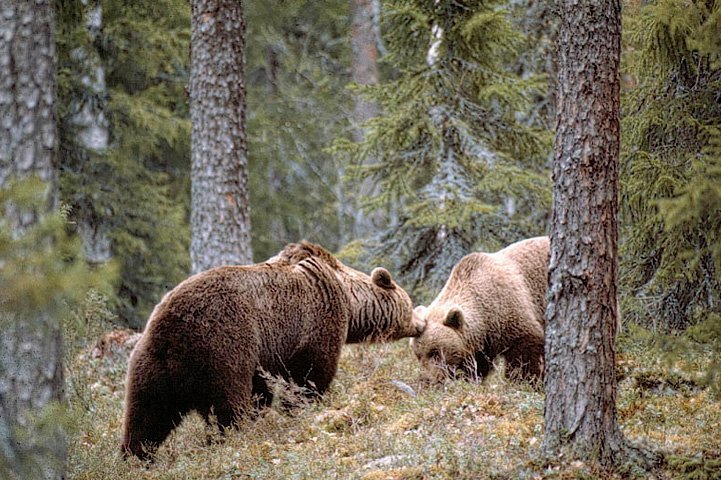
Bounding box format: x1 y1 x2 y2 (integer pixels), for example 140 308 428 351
141 262 350 371
497 236 549 324
436 253 533 324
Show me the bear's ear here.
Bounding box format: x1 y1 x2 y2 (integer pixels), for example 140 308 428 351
371 267 395 290
444 308 464 329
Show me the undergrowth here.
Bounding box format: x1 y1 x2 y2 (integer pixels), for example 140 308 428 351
66 323 721 479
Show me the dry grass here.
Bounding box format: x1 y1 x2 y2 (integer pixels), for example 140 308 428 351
66 329 721 479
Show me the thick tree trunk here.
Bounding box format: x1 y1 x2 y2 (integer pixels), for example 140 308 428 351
190 0 252 273
0 320 65 480
541 0 627 467
0 1 57 220
0 1 66 478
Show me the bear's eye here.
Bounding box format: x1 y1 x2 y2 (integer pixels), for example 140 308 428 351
428 349 441 360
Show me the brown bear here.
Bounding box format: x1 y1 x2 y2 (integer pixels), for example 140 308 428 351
410 236 549 383
122 242 423 459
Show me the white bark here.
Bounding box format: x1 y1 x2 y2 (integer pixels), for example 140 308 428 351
426 0 442 67
427 24 443 67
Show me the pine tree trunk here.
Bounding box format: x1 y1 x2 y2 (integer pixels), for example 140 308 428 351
190 0 252 273
350 0 379 137
0 2 66 478
541 0 658 470
348 0 380 239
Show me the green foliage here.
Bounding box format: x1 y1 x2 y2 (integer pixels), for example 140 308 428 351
620 0 721 331
57 0 191 327
668 454 721 480
685 313 721 397
63 290 117 360
685 313 721 345
0 179 114 480
59 0 356 324
660 130 721 272
245 1 351 260
335 0 551 298
0 179 114 316
507 0 556 130
617 313 721 398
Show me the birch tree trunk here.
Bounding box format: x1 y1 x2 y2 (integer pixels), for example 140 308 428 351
190 0 252 273
541 0 657 470
0 1 66 478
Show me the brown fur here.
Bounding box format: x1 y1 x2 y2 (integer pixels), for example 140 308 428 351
122 242 422 459
410 236 549 383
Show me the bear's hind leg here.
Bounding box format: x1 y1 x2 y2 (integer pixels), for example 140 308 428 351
122 406 184 461
122 350 187 460
121 387 185 460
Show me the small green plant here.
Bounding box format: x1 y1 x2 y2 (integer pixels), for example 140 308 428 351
668 453 721 480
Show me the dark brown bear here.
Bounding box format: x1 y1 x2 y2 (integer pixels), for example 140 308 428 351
122 242 423 459
411 236 549 383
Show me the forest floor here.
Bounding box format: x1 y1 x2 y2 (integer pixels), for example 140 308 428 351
66 325 721 479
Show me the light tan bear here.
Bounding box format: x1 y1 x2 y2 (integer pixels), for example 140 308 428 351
122 242 423 459
411 236 549 383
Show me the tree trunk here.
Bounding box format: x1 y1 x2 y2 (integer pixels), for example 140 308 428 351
0 1 66 478
350 0 379 138
190 0 252 273
348 0 380 239
541 0 624 467
71 0 112 265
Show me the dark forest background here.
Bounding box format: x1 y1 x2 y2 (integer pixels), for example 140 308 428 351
48 0 721 335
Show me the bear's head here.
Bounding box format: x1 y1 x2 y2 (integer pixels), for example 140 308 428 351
270 241 424 343
343 266 425 343
410 304 475 383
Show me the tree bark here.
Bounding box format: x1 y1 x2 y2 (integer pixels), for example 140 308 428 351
0 1 66 478
348 0 380 239
71 0 112 265
541 0 630 468
0 0 58 222
350 0 379 139
190 0 252 273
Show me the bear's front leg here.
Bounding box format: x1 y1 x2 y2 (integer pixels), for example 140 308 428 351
467 350 494 381
286 343 342 399
199 365 256 431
